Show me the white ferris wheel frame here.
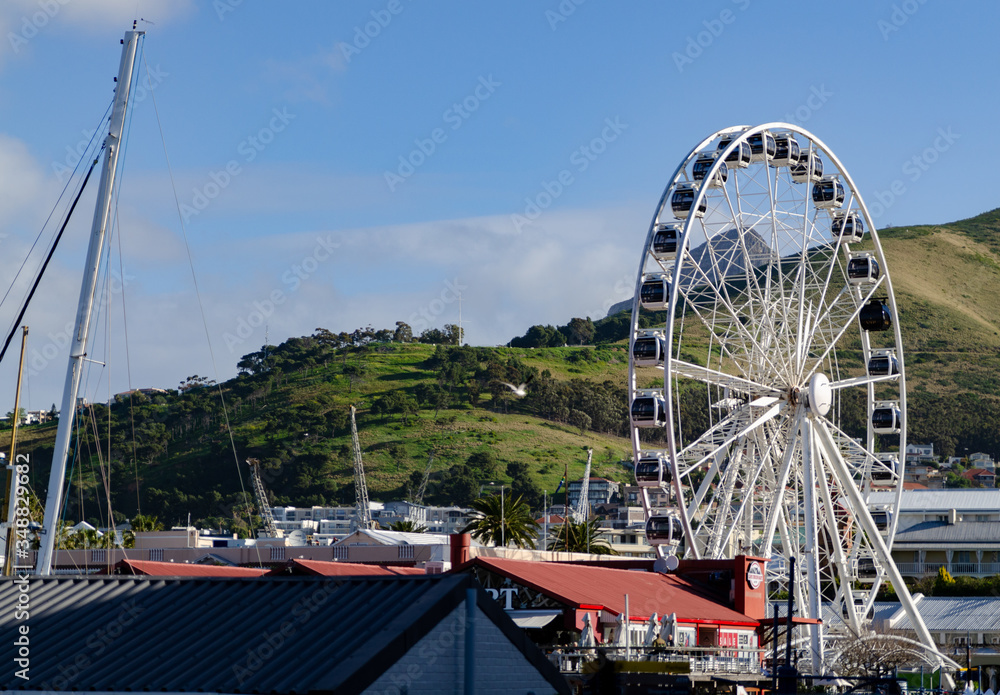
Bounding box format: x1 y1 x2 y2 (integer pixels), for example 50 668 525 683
626 123 949 677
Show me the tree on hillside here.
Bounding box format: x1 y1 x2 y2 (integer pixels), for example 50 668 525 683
393 321 413 343
466 451 501 479
462 491 539 549
566 317 595 345
507 461 542 511
342 362 367 393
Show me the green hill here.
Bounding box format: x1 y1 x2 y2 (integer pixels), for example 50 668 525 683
5 207 1000 532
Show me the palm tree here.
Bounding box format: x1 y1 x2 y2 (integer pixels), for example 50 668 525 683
547 516 616 555
383 520 428 533
123 513 165 549
462 491 539 549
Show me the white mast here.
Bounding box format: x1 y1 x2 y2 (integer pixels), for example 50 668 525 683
36 29 143 575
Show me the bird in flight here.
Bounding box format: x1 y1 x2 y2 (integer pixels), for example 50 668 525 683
501 380 530 397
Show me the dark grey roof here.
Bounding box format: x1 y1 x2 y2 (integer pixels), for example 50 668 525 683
892 520 1000 546
0 573 569 694
869 489 1000 512
880 597 1000 632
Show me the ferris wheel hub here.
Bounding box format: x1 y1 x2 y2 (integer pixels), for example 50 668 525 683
807 373 832 417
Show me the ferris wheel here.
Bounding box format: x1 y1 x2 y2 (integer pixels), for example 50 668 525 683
627 124 942 672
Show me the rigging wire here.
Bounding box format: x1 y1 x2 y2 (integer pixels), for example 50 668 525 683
0 100 112 329
0 155 102 365
109 64 145 518
143 50 262 559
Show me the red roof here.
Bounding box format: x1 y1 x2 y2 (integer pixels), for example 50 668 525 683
535 514 566 525
269 558 426 577
469 557 757 626
113 559 268 577
903 482 929 490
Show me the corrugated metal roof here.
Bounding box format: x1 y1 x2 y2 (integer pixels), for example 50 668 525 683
334 529 453 546
869 489 1000 512
885 597 1000 632
893 520 1000 545
0 573 568 694
110 559 269 576
267 558 427 576
469 557 758 626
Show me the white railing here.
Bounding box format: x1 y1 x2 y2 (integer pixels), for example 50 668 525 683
549 646 764 675
895 562 1000 576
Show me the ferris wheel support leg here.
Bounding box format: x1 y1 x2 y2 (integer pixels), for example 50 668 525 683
801 419 826 675
813 418 954 689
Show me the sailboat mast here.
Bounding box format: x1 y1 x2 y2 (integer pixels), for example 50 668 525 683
36 29 143 575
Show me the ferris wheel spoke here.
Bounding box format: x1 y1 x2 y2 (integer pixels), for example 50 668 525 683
678 295 788 381
676 401 784 478
812 436 864 631
828 373 899 390
802 276 887 379
669 358 782 398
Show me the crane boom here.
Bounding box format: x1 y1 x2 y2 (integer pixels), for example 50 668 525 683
415 450 435 505
574 449 593 522
350 406 375 530
246 458 279 538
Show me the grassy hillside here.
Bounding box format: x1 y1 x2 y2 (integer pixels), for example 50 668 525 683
0 341 636 531
5 208 1000 531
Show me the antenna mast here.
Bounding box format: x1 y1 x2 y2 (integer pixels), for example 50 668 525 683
37 30 143 575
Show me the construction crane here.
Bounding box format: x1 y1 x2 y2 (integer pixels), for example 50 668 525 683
415 450 435 505
350 406 376 530
246 458 279 538
573 449 593 522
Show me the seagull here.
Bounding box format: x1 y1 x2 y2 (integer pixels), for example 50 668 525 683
501 381 529 397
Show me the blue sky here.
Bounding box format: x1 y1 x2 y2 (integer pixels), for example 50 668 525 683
0 0 996 410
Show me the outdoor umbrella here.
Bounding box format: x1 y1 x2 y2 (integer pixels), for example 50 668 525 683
643 612 660 647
